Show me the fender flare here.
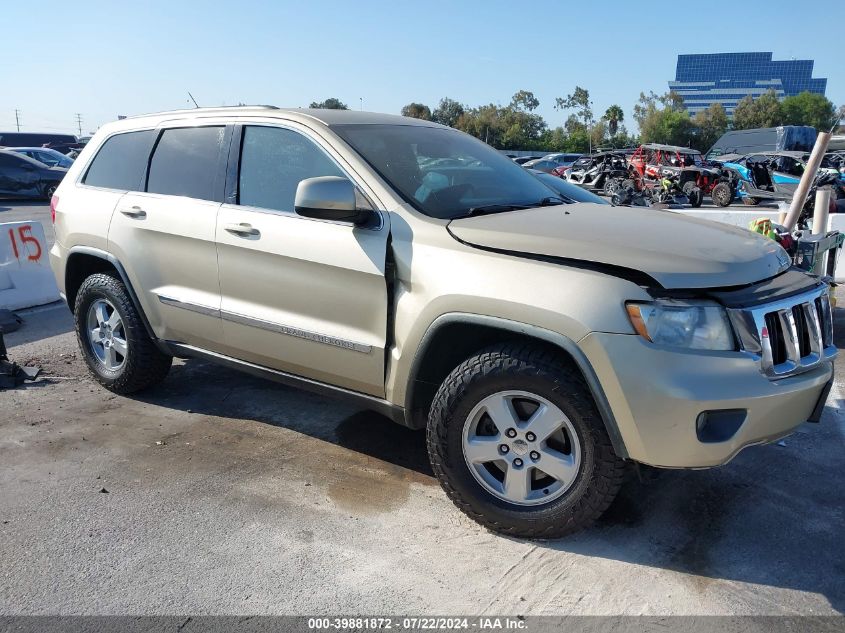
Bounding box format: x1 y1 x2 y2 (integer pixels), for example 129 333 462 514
404 312 629 459
66 246 163 349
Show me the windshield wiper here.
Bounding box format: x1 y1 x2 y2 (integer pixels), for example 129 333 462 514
463 196 566 218
531 196 566 207
464 203 531 217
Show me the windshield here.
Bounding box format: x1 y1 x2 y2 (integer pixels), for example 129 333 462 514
333 124 559 219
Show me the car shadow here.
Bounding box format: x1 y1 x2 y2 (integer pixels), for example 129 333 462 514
136 357 432 477
135 354 844 612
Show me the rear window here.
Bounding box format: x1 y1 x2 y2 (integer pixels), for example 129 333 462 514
146 126 225 201
83 130 156 191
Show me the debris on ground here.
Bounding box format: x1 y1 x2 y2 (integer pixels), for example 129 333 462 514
0 330 41 389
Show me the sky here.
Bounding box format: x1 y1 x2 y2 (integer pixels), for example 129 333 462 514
2 0 841 136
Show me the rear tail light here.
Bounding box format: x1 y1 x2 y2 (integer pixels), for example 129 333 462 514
50 195 58 224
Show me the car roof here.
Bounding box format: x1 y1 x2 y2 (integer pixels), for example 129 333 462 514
641 143 700 154
119 106 447 130
0 148 45 166
9 147 65 153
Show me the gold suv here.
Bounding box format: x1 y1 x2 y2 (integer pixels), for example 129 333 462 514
49 107 835 538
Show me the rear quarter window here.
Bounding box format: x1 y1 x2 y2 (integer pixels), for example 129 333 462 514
83 130 156 190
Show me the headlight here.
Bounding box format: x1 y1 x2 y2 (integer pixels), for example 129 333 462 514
625 300 735 351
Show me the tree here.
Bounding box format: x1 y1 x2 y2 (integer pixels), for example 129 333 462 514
634 91 693 147
309 98 349 110
510 90 540 112
401 103 432 120
431 98 465 128
603 105 624 137
691 103 728 152
555 86 592 128
732 89 782 130
781 92 838 131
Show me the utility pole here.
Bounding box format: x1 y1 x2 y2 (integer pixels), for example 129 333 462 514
14 109 21 132
75 113 83 136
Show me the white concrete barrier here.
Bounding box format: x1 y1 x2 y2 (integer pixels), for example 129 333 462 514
0 221 60 311
677 209 845 282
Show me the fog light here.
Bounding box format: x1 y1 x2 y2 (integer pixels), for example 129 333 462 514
695 409 747 443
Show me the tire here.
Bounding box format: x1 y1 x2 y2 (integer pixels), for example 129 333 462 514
603 178 618 197
42 182 58 200
621 179 635 192
74 272 172 394
426 343 626 539
711 182 734 207
682 182 703 207
742 196 760 206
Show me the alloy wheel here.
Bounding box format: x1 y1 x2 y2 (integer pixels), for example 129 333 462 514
461 390 582 506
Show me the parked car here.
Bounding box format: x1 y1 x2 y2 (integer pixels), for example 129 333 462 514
527 169 609 204
50 107 835 538
10 147 74 169
543 153 582 168
521 158 560 173
0 149 66 198
0 131 82 155
512 156 540 165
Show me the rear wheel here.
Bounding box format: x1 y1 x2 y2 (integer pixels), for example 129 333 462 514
74 272 172 394
427 343 626 539
682 182 703 207
42 182 58 199
711 181 734 207
603 178 618 197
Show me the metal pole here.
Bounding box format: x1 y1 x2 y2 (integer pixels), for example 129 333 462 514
14 109 20 132
783 132 832 231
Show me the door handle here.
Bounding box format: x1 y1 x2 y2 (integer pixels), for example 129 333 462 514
224 222 260 237
119 206 147 219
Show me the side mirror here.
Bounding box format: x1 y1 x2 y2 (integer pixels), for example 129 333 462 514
294 176 370 225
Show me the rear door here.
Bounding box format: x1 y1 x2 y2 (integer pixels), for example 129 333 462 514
214 122 389 396
108 123 231 350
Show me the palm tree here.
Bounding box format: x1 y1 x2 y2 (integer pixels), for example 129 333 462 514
604 105 624 137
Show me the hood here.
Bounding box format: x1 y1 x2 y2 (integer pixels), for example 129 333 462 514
447 204 790 289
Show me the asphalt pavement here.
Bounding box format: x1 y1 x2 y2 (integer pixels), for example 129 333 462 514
1 201 843 617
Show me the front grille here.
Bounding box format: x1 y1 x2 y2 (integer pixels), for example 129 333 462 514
728 286 836 378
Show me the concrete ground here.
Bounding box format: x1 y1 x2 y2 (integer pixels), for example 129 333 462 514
1 201 843 617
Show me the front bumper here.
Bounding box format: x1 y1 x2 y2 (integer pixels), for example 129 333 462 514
580 332 834 468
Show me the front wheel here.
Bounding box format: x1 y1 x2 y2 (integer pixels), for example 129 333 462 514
426 343 626 539
74 272 172 394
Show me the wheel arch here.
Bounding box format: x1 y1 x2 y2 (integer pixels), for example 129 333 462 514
65 246 159 344
403 313 629 459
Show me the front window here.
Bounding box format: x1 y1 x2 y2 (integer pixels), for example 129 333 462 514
333 124 559 219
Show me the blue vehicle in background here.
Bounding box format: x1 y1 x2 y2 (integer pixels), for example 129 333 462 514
715 151 810 206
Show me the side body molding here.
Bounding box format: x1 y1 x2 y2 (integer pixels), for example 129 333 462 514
404 313 629 459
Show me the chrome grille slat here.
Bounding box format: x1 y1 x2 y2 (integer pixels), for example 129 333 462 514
777 308 801 365
727 285 836 379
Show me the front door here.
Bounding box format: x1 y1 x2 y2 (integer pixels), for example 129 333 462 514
214 123 389 396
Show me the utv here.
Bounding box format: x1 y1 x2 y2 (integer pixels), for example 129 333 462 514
626 143 732 207
563 152 629 195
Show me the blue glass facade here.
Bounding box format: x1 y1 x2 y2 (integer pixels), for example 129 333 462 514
669 52 827 117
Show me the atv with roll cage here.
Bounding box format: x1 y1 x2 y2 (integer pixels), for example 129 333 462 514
561 151 629 196
619 143 735 207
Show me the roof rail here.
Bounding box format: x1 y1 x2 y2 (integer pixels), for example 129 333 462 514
126 105 279 119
